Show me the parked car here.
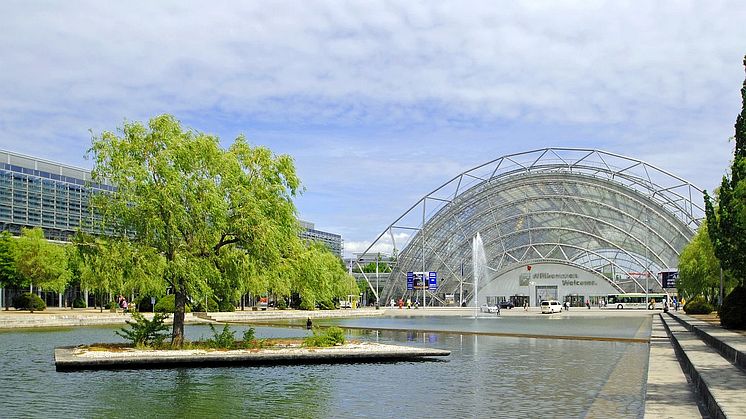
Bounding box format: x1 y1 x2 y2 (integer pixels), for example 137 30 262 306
480 303 500 314
339 300 352 309
541 300 562 314
499 300 515 309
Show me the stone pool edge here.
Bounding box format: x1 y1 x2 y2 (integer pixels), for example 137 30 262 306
54 342 450 371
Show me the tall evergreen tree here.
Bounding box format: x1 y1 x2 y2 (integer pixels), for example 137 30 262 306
704 55 746 286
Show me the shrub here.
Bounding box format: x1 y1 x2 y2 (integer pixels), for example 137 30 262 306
154 294 191 313
303 326 345 347
207 324 235 349
683 296 714 315
115 312 171 347
193 297 218 312
242 327 256 343
107 301 119 310
217 299 235 312
276 298 287 310
13 293 46 312
72 297 86 308
719 285 746 329
137 296 156 312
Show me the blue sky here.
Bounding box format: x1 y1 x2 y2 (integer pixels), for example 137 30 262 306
1 1 745 256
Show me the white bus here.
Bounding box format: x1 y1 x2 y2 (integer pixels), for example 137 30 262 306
605 293 668 310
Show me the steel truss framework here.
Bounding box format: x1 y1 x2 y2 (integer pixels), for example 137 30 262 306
358 148 704 305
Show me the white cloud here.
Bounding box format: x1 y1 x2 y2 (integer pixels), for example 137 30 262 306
344 232 411 258
1 1 744 247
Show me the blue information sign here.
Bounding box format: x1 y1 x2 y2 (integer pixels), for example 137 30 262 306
661 271 678 288
428 271 437 290
407 272 414 290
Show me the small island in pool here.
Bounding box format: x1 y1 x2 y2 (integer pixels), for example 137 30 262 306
55 341 450 371
55 316 449 371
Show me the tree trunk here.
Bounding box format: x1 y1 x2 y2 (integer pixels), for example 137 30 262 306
172 287 187 347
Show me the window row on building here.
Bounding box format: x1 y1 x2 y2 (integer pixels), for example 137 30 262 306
0 149 344 255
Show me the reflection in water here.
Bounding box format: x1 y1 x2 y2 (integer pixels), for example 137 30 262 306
0 318 648 418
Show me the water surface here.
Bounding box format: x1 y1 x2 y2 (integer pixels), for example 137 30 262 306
0 316 650 418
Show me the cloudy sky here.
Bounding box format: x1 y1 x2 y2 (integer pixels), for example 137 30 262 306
1 1 745 256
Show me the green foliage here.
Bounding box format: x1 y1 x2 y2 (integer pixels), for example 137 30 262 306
303 326 345 347
292 242 358 311
683 296 714 315
705 56 746 286
89 114 302 346
207 324 236 349
115 312 171 347
72 297 87 308
719 285 746 329
106 301 119 310
0 231 21 291
242 327 256 343
12 292 46 311
154 294 191 313
678 224 732 302
276 298 287 310
193 297 219 312
217 298 235 312
14 227 70 293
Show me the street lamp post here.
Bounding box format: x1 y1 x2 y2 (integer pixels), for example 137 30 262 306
375 253 379 308
645 214 650 307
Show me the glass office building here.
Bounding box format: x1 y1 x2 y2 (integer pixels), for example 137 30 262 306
299 220 343 256
0 149 113 241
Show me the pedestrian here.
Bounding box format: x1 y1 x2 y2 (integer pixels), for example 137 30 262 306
585 300 590 309
523 301 528 311
398 298 403 309
306 317 312 329
119 296 128 313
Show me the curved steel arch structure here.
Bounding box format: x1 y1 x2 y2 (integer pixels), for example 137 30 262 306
357 148 704 305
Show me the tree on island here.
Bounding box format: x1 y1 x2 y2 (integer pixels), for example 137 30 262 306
704 55 746 329
89 115 302 346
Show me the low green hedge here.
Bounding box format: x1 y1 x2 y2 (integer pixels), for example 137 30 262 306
719 285 746 329
683 296 713 315
13 292 46 311
72 297 86 308
154 294 191 313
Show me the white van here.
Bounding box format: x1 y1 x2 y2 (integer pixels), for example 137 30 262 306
541 300 562 314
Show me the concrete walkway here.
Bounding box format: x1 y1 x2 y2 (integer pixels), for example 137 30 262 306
0 307 386 329
668 312 746 372
644 314 704 418
660 312 746 418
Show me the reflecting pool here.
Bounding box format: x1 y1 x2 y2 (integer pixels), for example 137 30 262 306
0 316 650 418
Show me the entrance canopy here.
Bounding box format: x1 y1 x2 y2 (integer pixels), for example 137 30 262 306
357 148 704 305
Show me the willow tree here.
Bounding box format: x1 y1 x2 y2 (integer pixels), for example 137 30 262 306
291 242 358 310
89 115 300 346
13 227 70 295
